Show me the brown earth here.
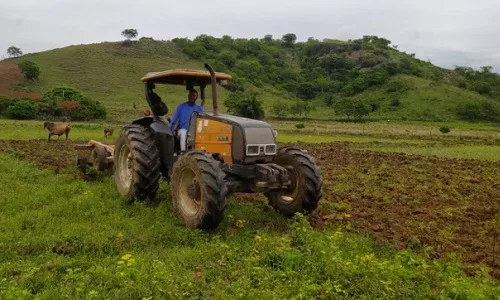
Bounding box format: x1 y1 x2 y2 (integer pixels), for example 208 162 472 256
0 140 498 279
0 62 41 99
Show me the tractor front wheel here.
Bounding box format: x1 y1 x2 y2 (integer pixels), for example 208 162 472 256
113 124 161 203
267 146 323 217
171 150 228 229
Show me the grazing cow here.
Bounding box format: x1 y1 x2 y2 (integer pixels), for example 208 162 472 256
43 121 71 141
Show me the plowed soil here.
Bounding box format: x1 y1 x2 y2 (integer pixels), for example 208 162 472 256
0 62 41 99
0 139 498 279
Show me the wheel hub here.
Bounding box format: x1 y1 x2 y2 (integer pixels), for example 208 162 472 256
187 182 201 199
178 168 201 216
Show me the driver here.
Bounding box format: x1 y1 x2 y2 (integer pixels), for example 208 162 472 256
169 89 204 151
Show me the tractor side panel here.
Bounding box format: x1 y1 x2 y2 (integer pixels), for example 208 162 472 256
194 117 233 164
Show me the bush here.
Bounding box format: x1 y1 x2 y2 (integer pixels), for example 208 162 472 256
224 92 265 119
457 101 500 123
17 60 40 81
0 96 17 115
289 100 313 118
41 86 107 120
271 101 289 118
334 98 371 120
296 82 318 100
390 97 401 107
6 100 39 119
439 126 451 134
295 123 305 129
386 80 410 93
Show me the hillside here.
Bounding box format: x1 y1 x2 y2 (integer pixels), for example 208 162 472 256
1 36 499 123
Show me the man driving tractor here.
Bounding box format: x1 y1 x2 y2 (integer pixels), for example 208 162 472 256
169 89 204 151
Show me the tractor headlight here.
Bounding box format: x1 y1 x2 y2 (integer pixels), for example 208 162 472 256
246 144 277 156
265 144 276 155
246 145 260 156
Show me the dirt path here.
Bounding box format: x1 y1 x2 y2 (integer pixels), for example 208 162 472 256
0 139 498 279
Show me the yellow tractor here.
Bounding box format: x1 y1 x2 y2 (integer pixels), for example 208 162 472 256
113 64 323 229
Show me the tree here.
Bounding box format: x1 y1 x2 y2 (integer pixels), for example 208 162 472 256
263 34 273 43
281 33 297 47
7 46 22 58
17 61 40 81
334 98 371 120
121 29 138 40
271 101 289 118
289 100 313 118
218 50 237 68
224 92 264 119
296 82 318 100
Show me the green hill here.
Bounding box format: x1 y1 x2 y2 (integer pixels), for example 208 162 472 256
1 35 500 123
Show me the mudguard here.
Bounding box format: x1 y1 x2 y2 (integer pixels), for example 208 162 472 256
131 117 173 136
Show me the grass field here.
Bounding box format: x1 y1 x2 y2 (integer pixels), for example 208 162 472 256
2 37 500 298
3 119 498 162
0 153 498 299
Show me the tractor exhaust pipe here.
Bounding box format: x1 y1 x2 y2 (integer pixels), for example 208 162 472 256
204 63 219 116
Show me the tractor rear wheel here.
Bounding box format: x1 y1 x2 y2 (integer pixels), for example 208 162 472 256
171 150 228 229
267 146 323 217
113 124 161 203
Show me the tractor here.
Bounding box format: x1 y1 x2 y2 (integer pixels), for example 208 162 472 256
110 64 323 229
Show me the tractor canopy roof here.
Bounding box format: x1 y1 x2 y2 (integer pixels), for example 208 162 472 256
141 69 232 86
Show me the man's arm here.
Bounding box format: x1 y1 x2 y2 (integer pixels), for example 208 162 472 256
170 105 180 131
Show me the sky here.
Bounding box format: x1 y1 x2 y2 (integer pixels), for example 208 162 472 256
2 0 499 72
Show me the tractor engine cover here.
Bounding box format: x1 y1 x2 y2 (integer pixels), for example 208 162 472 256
187 112 277 165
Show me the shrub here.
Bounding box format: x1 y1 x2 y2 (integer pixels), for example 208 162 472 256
41 86 107 120
439 126 451 134
0 96 17 115
296 82 318 100
6 100 39 119
390 97 401 107
17 60 40 81
386 80 409 93
271 101 289 118
289 100 313 118
334 98 371 120
224 92 265 119
295 123 305 129
456 101 500 123
324 95 336 107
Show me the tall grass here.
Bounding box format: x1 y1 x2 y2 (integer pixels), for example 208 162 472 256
0 154 497 299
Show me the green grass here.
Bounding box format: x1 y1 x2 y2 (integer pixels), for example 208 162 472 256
0 154 497 299
276 133 426 145
343 75 499 122
269 119 500 140
0 119 116 141
356 144 500 161
2 119 499 162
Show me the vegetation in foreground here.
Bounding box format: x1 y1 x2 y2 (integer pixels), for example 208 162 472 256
0 154 498 299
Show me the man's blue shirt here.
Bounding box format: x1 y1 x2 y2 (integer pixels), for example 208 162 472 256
170 102 203 131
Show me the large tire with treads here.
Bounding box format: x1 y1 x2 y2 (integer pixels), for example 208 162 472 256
171 150 228 229
113 124 161 203
266 146 323 217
